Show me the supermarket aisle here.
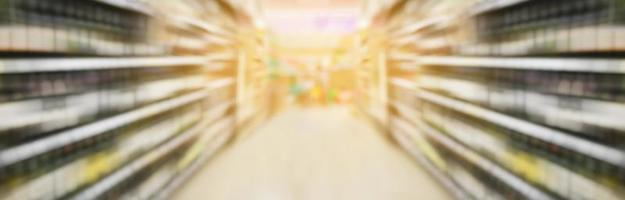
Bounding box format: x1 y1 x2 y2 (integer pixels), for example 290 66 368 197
173 106 451 200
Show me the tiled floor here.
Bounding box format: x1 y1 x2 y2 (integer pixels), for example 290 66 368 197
173 106 451 200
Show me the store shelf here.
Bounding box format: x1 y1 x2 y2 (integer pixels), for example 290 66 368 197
390 118 470 200
0 75 207 134
153 121 234 200
204 62 231 72
407 56 625 74
462 27 625 56
388 52 419 62
205 35 235 46
390 100 420 124
417 74 625 134
391 17 451 37
390 78 416 90
0 78 234 169
416 89 625 168
174 16 233 36
391 35 420 47
0 56 209 74
91 0 153 15
206 52 237 62
0 0 256 199
372 0 625 199
0 27 163 56
415 119 555 200
470 0 530 15
69 116 234 200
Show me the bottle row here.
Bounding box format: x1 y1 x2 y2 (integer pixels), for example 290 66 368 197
384 0 625 199
0 65 203 103
0 67 210 148
476 0 616 40
110 143 192 200
115 116 234 200
390 114 544 200
0 89 233 200
418 100 625 200
434 140 524 200
72 112 235 200
1 0 150 40
463 0 625 55
415 65 625 148
0 0 162 55
0 0 244 199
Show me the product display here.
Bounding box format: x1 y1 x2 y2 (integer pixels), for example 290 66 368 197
0 62 209 147
354 28 389 127
357 0 625 199
234 27 271 132
0 0 163 55
463 0 625 55
0 0 270 199
420 100 625 200
14 0 625 198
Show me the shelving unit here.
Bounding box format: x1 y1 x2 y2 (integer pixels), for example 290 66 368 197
358 0 625 199
461 0 625 56
69 117 234 200
352 29 389 129
234 23 271 136
0 0 163 56
91 0 154 15
390 117 470 200
470 0 530 15
0 0 269 199
0 56 208 73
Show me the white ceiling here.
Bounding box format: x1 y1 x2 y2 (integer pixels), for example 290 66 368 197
261 0 361 50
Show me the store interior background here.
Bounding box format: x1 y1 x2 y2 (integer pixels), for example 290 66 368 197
2 0 625 199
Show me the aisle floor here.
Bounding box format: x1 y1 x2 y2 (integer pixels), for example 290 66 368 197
174 106 451 200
